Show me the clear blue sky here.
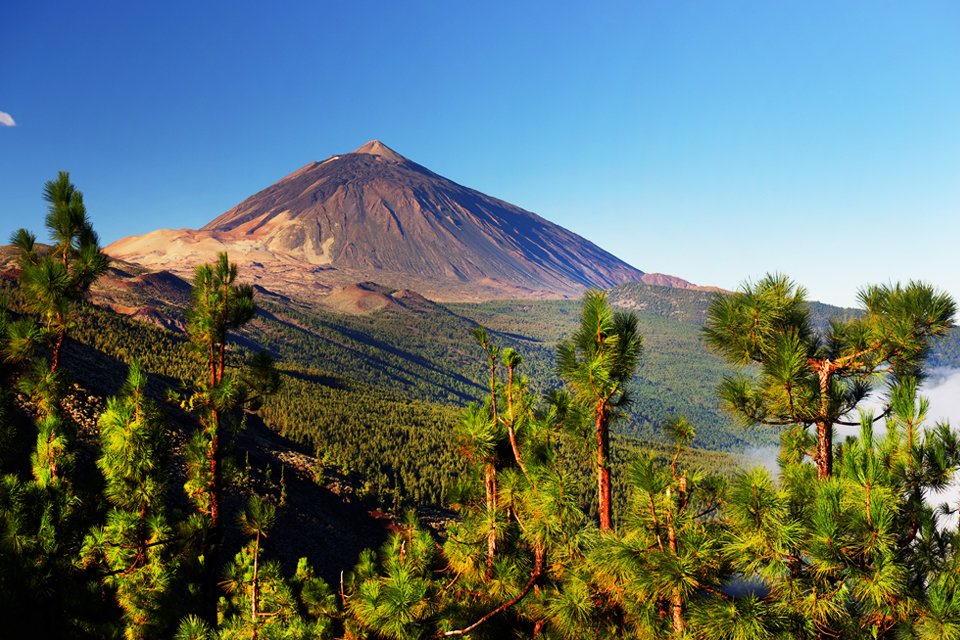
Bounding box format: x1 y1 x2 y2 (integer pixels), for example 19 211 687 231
2 1 958 307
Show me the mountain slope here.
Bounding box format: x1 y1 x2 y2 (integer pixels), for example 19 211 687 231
106 141 697 301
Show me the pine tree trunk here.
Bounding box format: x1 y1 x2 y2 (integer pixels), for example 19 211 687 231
596 406 612 531
485 462 497 577
670 589 684 635
505 376 524 474
210 343 217 389
209 412 221 532
202 410 223 626
507 425 526 475
667 505 684 636
505 364 527 475
816 419 832 481
815 363 833 480
251 530 260 640
51 327 65 373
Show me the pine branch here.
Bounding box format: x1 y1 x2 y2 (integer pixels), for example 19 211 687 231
441 545 544 637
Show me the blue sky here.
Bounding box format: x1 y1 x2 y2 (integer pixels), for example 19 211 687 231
1 1 958 307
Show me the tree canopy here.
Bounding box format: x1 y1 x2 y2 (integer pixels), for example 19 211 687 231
703 273 956 478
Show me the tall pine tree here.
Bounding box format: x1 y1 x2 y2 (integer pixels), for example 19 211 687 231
180 252 278 625
703 274 955 479
82 361 180 639
557 290 642 531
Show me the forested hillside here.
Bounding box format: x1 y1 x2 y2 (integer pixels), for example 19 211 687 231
5 250 960 638
5 174 960 639
61 289 742 512
12 252 960 514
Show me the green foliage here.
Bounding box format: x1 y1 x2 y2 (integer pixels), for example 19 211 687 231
558 289 643 530
0 174 115 636
344 328 737 639
450 293 765 450
346 521 438 639
261 370 461 508
213 496 335 639
557 290 644 407
576 419 730 639
179 252 282 627
188 253 255 374
719 382 960 639
12 171 110 372
704 273 956 478
7 179 960 640
81 361 179 639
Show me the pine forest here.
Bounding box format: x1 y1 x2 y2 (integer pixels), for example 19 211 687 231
5 172 960 640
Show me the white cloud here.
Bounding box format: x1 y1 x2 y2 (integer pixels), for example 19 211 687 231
0 112 15 127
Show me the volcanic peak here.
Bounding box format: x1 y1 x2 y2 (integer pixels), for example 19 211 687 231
351 140 407 163
106 140 705 301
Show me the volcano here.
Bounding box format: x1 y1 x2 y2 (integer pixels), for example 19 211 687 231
107 141 695 301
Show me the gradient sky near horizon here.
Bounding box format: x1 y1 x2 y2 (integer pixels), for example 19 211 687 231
2 1 958 307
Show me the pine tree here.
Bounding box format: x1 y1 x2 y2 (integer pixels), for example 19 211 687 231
176 495 336 639
344 332 587 638
184 252 254 530
557 290 643 531
500 347 531 476
11 171 109 373
5 172 109 490
218 496 336 639
454 400 503 580
81 361 179 639
721 381 960 639
472 326 502 577
0 174 113 636
346 516 438 640
703 274 955 479
442 334 584 637
180 252 278 625
240 495 274 638
575 418 730 639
